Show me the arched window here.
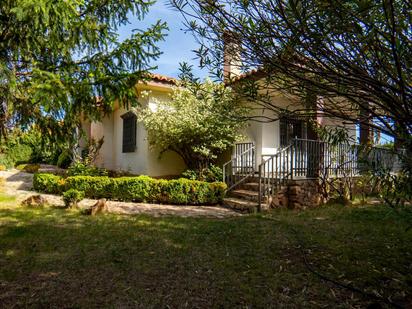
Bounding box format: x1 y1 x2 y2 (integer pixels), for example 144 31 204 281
121 112 137 153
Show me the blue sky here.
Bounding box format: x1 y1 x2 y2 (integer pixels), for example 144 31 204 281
117 0 206 78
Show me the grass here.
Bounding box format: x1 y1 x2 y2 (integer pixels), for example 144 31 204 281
0 193 411 308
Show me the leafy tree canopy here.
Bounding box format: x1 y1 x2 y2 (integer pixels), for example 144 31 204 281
0 0 167 143
172 0 412 151
139 64 247 170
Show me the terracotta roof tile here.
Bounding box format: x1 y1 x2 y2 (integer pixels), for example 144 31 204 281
146 73 177 85
230 67 265 83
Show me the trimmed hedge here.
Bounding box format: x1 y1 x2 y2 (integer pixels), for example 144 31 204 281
33 173 226 205
33 173 65 194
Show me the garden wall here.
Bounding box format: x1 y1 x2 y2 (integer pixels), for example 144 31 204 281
270 179 323 210
270 176 379 209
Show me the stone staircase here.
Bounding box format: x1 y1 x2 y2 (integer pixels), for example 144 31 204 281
223 180 266 213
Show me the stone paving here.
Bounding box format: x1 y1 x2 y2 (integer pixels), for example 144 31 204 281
0 168 241 218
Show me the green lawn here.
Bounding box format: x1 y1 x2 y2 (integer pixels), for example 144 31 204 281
0 194 411 308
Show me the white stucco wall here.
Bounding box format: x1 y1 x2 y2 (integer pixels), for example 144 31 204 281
85 87 186 177
83 78 358 175
112 104 149 174
89 117 114 169
319 116 357 143
237 93 301 165
235 91 358 166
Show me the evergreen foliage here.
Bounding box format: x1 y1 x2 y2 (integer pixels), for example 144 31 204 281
0 0 167 142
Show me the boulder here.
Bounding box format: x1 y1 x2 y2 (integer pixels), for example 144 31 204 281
21 195 48 207
84 199 108 216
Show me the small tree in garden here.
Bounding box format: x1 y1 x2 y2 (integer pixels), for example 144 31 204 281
140 65 247 172
63 189 85 209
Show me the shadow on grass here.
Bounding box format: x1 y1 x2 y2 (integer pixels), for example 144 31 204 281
0 204 411 307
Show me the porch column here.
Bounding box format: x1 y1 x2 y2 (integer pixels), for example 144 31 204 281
305 91 321 178
358 106 372 174
359 107 371 145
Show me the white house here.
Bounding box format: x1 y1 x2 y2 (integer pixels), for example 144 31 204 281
81 74 186 177
81 69 360 178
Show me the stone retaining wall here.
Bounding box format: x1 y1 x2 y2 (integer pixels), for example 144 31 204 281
269 175 380 210
270 179 323 210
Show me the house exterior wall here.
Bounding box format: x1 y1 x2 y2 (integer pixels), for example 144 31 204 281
112 105 149 174
237 93 304 166
85 85 186 177
234 91 358 168
320 116 357 142
90 117 114 169
83 76 358 177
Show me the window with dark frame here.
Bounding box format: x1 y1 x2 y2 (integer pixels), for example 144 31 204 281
121 112 137 153
279 116 307 146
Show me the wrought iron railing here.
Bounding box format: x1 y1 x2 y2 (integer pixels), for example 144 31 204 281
258 144 293 210
292 139 360 178
223 143 255 191
224 138 403 211
256 138 402 209
292 138 402 178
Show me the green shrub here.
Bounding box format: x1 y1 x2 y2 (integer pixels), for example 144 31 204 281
57 150 72 168
181 169 198 180
33 173 65 194
9 143 33 165
63 189 85 208
0 143 32 168
15 164 26 171
33 173 226 205
67 162 108 177
204 165 223 182
111 176 157 202
181 164 223 182
64 176 112 199
0 153 14 169
16 163 40 173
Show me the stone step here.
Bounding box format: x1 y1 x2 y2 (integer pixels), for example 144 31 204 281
239 182 259 191
223 197 258 213
230 189 260 202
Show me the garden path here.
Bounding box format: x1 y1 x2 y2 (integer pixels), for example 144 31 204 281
0 169 241 218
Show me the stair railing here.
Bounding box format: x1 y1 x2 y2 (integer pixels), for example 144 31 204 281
256 138 404 211
258 144 294 211
223 144 255 191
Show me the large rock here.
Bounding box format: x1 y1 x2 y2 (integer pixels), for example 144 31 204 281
21 195 48 207
84 199 108 216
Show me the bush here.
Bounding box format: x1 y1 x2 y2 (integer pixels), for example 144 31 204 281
63 189 85 208
0 154 14 169
67 162 108 177
33 173 65 194
16 163 40 173
9 143 33 165
111 176 157 202
181 164 223 182
155 178 225 204
204 165 223 182
57 150 72 168
33 173 227 205
0 142 32 168
181 169 197 180
65 176 112 199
